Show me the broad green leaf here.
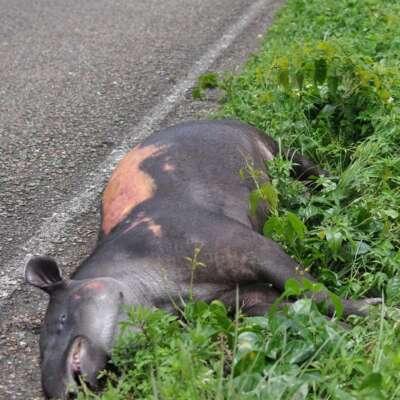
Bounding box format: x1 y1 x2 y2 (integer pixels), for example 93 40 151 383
286 212 307 240
260 182 279 213
284 278 302 296
287 340 315 364
328 291 344 319
209 300 228 316
191 300 209 317
360 372 383 390
355 241 371 255
302 278 325 293
237 332 260 355
263 216 282 237
291 299 313 316
325 229 343 255
386 276 400 303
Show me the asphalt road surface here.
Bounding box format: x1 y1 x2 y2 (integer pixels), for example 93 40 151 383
0 0 282 398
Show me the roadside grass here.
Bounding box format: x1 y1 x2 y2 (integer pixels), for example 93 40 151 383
80 0 400 398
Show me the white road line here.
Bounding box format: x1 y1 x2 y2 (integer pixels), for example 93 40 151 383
0 0 277 300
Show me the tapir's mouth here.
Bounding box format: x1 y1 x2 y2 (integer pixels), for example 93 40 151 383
70 337 82 376
65 335 108 396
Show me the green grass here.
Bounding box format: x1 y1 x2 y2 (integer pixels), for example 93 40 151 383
80 0 400 398
216 0 400 299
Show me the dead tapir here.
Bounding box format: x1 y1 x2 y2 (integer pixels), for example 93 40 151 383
25 120 379 399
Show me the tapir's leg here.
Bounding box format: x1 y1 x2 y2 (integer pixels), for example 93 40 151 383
218 283 279 312
218 283 290 316
283 147 328 181
202 221 380 317
246 235 380 317
262 133 328 181
255 128 328 180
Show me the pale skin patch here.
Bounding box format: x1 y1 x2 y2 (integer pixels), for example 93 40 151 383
83 281 106 290
256 138 274 161
146 220 162 237
162 161 175 172
102 144 166 235
123 212 162 237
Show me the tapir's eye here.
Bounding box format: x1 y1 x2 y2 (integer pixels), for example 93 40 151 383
60 313 66 323
56 314 67 334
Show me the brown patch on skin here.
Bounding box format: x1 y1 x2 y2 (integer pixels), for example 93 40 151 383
123 213 162 237
102 144 166 235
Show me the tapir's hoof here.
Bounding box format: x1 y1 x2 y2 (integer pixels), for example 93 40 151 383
344 297 382 317
363 298 383 306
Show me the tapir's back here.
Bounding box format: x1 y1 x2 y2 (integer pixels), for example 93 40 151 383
101 120 275 237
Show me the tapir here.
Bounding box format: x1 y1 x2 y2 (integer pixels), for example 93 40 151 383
25 120 379 399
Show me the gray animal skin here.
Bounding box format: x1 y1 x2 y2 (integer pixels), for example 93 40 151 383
25 120 379 399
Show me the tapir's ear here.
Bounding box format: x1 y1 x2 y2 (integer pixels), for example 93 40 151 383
24 256 65 293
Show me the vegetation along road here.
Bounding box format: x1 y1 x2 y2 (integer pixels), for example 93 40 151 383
2 0 400 398
0 0 283 398
77 0 400 398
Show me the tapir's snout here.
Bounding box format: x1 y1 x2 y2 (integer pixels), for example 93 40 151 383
42 336 108 399
68 336 108 390
24 256 126 398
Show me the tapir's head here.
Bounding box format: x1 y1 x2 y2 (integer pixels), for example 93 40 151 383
25 256 126 399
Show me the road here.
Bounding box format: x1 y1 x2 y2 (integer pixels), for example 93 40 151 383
0 0 282 398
